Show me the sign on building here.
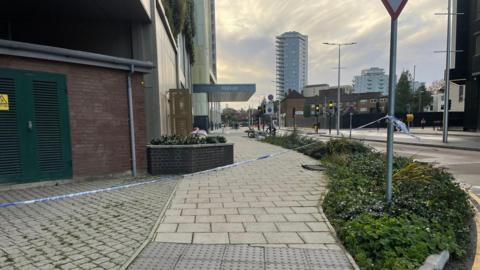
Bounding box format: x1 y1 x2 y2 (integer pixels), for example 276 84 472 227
0 94 9 111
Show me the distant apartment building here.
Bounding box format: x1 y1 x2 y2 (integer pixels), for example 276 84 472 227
426 83 465 112
302 84 329 97
275 31 308 99
353 67 389 94
303 84 353 98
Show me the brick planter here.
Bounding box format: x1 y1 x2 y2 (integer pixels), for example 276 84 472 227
147 143 234 175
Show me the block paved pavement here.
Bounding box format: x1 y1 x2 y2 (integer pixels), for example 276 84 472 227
129 130 355 269
0 176 178 270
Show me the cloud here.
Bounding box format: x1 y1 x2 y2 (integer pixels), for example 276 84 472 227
216 0 448 109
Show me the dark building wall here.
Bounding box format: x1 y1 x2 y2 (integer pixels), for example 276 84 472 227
452 0 480 131
0 20 135 59
0 55 147 178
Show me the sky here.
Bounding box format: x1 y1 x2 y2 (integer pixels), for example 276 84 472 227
215 0 449 110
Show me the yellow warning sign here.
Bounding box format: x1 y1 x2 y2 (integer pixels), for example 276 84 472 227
0 94 9 111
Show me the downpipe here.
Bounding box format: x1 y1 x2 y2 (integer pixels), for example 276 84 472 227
127 64 137 177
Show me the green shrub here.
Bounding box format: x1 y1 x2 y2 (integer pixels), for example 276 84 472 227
322 153 473 267
324 138 370 156
262 131 473 267
341 213 459 270
262 131 315 150
150 135 227 145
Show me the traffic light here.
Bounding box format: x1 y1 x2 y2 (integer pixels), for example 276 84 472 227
448 99 452 110
257 106 263 115
315 105 320 114
328 101 334 110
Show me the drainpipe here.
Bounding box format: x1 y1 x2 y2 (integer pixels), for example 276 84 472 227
127 64 137 177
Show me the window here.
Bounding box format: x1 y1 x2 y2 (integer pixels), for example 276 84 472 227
370 99 377 103
477 0 480 19
476 34 480 55
459 85 465 102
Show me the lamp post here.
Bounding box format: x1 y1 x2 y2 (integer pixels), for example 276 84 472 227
323 42 356 135
434 0 463 143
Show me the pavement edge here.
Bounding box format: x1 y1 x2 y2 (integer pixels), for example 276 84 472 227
119 178 182 270
468 191 480 270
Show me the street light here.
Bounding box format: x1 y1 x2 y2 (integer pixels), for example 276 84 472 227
434 0 463 143
323 42 357 135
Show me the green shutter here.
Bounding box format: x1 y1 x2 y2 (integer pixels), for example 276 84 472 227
0 68 72 183
0 77 22 177
33 80 65 173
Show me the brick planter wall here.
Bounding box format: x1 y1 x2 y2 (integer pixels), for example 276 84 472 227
147 143 234 175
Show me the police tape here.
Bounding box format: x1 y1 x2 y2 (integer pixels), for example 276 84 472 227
0 142 319 209
353 115 420 141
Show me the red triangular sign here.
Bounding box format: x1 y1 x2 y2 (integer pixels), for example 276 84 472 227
382 0 408 20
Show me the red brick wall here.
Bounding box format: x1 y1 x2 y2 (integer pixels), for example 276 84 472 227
0 55 147 178
281 98 308 127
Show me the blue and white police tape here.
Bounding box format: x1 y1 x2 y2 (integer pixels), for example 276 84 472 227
0 142 317 209
353 115 420 141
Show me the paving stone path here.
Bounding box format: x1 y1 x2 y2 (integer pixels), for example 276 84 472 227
0 177 177 270
130 130 355 269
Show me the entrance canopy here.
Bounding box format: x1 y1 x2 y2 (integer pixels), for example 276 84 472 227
193 84 256 102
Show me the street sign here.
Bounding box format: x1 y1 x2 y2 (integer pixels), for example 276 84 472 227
266 101 274 115
381 0 408 20
383 0 408 204
268 94 274 101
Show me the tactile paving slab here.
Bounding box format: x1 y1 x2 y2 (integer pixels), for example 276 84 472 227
265 247 309 265
305 249 352 268
175 259 222 270
221 261 265 270
129 242 355 270
223 245 264 262
182 243 226 260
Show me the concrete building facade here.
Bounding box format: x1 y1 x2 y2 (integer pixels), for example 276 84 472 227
276 31 308 100
353 67 389 94
192 0 222 130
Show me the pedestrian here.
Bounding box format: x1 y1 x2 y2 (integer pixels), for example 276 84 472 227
421 118 426 129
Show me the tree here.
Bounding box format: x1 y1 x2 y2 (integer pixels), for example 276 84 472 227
303 105 311 118
412 85 433 112
221 108 238 125
428 80 445 93
395 71 413 115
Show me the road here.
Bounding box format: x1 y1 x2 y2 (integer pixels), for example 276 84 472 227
288 129 480 197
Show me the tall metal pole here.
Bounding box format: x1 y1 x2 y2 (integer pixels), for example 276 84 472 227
443 0 452 143
349 112 353 139
337 45 341 135
386 19 398 204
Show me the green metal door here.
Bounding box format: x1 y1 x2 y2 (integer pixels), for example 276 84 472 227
0 68 72 183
